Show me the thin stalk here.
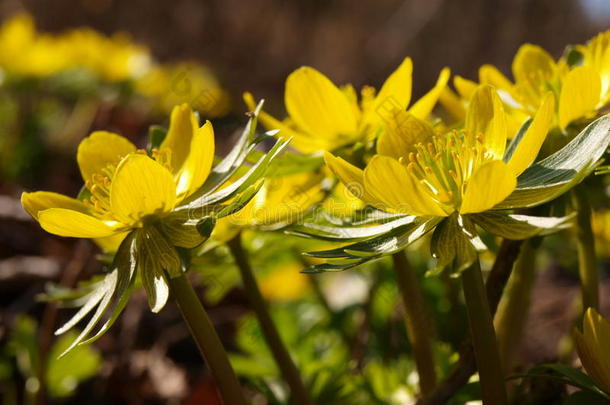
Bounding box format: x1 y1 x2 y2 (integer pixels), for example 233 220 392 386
461 260 507 405
495 239 538 375
392 251 437 396
168 273 248 405
573 189 599 312
228 235 313 405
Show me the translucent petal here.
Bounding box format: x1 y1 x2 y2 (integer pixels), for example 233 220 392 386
376 110 434 159
460 160 516 214
465 85 508 159
558 66 602 129
77 131 136 183
110 154 176 225
363 156 447 216
175 120 215 200
285 67 358 147
160 103 198 174
38 208 121 238
508 92 554 175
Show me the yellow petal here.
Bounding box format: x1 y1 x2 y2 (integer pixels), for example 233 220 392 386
363 156 447 216
508 93 555 175
161 103 199 173
38 208 121 238
479 64 514 91
454 75 478 100
324 152 367 201
376 110 434 159
77 131 136 183
243 92 330 153
558 66 602 129
512 44 556 87
94 231 129 253
21 191 88 219
460 160 516 214
285 67 359 147
438 87 466 120
110 154 177 225
409 67 450 119
577 308 610 393
465 85 507 160
365 57 413 127
175 120 215 200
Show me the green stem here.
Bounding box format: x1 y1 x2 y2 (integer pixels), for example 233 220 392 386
228 235 313 405
494 239 538 375
461 260 507 405
392 251 437 396
168 273 249 405
573 189 599 312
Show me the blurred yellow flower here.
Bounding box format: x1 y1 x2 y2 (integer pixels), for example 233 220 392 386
325 85 554 216
212 171 325 242
245 59 450 153
444 31 610 131
136 63 230 118
0 13 150 81
259 260 311 302
574 308 610 393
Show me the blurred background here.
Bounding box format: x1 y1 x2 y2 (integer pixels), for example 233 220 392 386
0 0 609 404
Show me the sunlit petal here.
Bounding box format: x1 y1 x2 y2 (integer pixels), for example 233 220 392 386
377 110 434 159
558 66 602 129
364 156 447 216
176 120 215 200
110 154 176 225
460 160 516 214
285 67 358 146
507 92 554 175
465 85 507 159
77 131 136 184
161 103 198 173
21 191 88 219
38 208 121 238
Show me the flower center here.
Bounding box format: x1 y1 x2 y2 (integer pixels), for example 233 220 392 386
83 148 173 221
403 130 492 210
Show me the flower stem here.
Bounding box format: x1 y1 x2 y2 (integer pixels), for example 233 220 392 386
495 239 538 375
573 189 599 312
228 234 313 405
168 272 249 405
461 259 507 405
392 251 437 396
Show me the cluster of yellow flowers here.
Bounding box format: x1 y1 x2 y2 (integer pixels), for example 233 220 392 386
0 13 229 116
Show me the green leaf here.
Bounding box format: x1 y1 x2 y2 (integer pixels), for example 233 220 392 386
471 212 573 240
496 116 610 209
216 182 264 218
147 125 167 152
290 215 416 241
564 391 610 405
46 331 102 398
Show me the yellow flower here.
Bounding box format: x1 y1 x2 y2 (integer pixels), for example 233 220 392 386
245 58 450 153
136 62 230 118
574 308 610 393
445 34 609 131
259 260 311 302
22 103 214 246
325 85 554 216
212 171 325 242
